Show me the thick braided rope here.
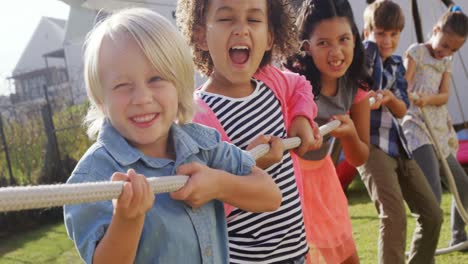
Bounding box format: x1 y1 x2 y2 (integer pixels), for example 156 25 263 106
0 112 345 212
249 119 341 159
0 176 189 212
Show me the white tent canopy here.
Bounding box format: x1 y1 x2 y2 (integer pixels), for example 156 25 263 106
350 0 468 126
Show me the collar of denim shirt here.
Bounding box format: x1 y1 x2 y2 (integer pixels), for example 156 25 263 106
97 119 220 168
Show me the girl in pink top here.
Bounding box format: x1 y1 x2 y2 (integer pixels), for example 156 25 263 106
285 0 371 263
177 0 322 263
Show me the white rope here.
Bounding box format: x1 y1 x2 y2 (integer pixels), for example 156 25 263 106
436 240 468 255
0 120 342 213
0 98 376 213
248 120 341 160
0 176 189 212
421 104 468 255
407 93 468 256
419 105 468 222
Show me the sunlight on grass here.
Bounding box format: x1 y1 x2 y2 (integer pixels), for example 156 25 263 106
0 222 80 264
348 177 468 264
0 178 467 263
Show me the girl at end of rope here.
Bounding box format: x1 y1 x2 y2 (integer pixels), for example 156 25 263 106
401 7 468 249
284 0 371 263
64 8 282 264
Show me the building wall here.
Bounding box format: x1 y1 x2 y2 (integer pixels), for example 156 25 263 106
63 5 98 104
11 67 68 104
13 18 66 76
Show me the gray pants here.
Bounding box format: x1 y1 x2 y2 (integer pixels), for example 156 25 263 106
358 145 443 264
413 144 468 244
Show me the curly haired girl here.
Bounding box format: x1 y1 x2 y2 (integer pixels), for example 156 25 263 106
177 1 323 263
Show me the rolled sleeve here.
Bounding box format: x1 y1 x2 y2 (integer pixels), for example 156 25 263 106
63 168 114 264
254 66 317 129
209 141 255 176
285 71 317 126
354 88 370 104
64 200 112 263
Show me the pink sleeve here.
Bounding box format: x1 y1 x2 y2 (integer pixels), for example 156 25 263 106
284 71 317 125
353 88 370 105
254 66 317 128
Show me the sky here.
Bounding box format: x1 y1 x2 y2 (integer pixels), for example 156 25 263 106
0 0 70 96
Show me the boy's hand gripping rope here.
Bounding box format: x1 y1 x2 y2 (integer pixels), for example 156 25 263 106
0 97 375 212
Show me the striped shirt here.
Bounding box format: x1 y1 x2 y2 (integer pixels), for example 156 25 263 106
364 40 412 158
198 79 308 263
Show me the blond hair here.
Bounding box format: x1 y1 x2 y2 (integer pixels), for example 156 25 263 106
83 8 195 139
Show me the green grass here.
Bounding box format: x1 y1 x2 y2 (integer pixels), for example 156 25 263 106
349 177 468 263
0 222 80 264
0 179 467 263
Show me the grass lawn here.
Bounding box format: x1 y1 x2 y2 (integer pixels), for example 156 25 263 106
348 178 468 263
0 223 80 264
0 178 467 263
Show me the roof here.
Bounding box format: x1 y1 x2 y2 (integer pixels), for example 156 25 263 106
12 17 67 76
45 17 67 29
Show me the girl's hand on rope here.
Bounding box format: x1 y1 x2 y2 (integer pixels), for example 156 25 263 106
246 135 284 169
171 162 221 208
329 115 358 140
111 169 154 221
411 92 429 107
288 116 322 157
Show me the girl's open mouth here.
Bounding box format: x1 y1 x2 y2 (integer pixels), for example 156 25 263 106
229 46 250 65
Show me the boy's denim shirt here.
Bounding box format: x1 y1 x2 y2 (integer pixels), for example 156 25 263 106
364 40 412 158
64 119 255 264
